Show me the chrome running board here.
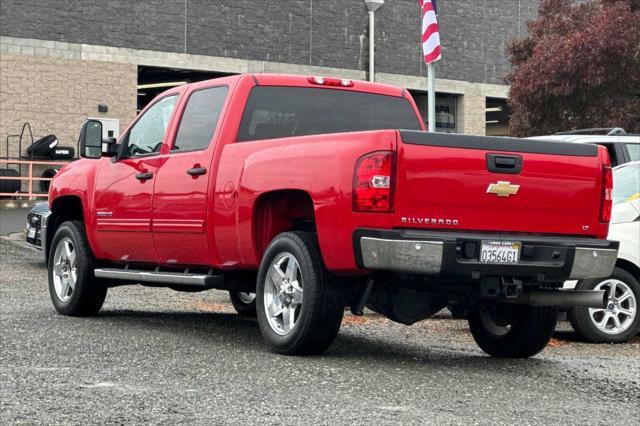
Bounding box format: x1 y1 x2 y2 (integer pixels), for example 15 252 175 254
94 268 224 288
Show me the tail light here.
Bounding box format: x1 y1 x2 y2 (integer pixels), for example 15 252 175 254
353 151 395 212
600 165 613 222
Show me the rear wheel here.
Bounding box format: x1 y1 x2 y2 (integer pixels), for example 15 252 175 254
256 232 344 355
568 268 639 343
48 220 107 316
468 303 558 358
229 291 257 317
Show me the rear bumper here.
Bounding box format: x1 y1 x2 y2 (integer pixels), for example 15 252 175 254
354 229 618 282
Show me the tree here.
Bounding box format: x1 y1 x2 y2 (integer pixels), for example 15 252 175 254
506 0 640 136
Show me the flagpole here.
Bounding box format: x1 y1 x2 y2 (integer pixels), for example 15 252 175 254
427 62 436 132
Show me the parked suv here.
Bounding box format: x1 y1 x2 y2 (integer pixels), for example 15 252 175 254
530 128 640 167
565 161 640 342
42 74 618 358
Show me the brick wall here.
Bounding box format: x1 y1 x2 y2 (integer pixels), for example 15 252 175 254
0 0 539 85
0 54 136 158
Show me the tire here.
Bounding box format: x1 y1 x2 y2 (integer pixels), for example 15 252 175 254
468 303 558 358
256 232 344 355
229 291 257 317
0 168 20 194
40 168 58 193
48 220 107 316
568 267 639 343
26 134 58 158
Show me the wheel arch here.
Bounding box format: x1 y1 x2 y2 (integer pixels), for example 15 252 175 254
251 189 316 261
616 258 640 283
46 195 86 262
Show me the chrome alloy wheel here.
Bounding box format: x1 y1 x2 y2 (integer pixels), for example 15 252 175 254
263 252 303 336
52 237 77 302
589 279 637 335
237 292 256 304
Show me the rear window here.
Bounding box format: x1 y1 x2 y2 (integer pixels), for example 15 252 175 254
237 86 422 142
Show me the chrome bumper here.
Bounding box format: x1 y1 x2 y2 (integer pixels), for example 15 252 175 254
358 232 618 281
360 237 443 274
568 247 617 279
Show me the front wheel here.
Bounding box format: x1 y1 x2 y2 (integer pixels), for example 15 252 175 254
48 220 107 316
256 232 344 355
568 267 639 343
468 303 558 358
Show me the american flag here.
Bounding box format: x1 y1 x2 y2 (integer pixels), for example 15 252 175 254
419 0 442 64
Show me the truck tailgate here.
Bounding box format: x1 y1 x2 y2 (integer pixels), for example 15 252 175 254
394 131 606 237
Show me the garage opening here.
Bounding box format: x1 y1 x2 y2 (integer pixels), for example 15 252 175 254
137 66 235 112
486 98 511 136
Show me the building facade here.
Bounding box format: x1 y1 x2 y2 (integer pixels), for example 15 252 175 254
0 0 539 158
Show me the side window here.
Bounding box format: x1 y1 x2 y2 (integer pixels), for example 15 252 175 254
625 143 640 162
173 86 228 152
125 95 178 157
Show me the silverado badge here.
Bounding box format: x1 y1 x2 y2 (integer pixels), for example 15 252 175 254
486 181 520 197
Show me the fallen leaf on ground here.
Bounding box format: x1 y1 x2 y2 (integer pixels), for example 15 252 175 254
547 338 570 348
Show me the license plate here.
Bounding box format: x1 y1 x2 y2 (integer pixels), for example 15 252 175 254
480 240 521 264
27 227 36 239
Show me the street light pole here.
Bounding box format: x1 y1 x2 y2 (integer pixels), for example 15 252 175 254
365 0 384 82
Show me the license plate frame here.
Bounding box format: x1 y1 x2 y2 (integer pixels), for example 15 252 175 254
479 240 521 264
27 227 36 239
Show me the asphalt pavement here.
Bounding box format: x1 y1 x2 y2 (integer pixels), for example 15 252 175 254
0 207 30 236
1 238 639 425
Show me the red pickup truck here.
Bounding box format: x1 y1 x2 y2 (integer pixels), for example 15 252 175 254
45 74 618 358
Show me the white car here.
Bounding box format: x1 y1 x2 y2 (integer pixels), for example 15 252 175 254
565 161 640 342
529 127 640 167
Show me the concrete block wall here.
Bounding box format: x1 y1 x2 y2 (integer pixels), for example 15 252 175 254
0 0 536 146
0 0 539 86
0 48 136 159
457 89 487 136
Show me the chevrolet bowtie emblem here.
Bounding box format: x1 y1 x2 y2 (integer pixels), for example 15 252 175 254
487 181 520 197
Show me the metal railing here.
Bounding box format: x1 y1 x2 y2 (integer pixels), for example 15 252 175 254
0 159 71 199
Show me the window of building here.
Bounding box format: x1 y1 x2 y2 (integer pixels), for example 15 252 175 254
410 92 458 133
173 86 228 152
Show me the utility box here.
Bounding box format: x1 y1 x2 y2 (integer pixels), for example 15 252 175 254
88 117 120 140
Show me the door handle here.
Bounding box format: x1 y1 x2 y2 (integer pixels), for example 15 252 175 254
187 167 207 176
135 172 153 181
486 154 522 174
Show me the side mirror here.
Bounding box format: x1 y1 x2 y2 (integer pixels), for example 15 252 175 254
78 120 119 158
78 120 103 159
101 137 118 158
